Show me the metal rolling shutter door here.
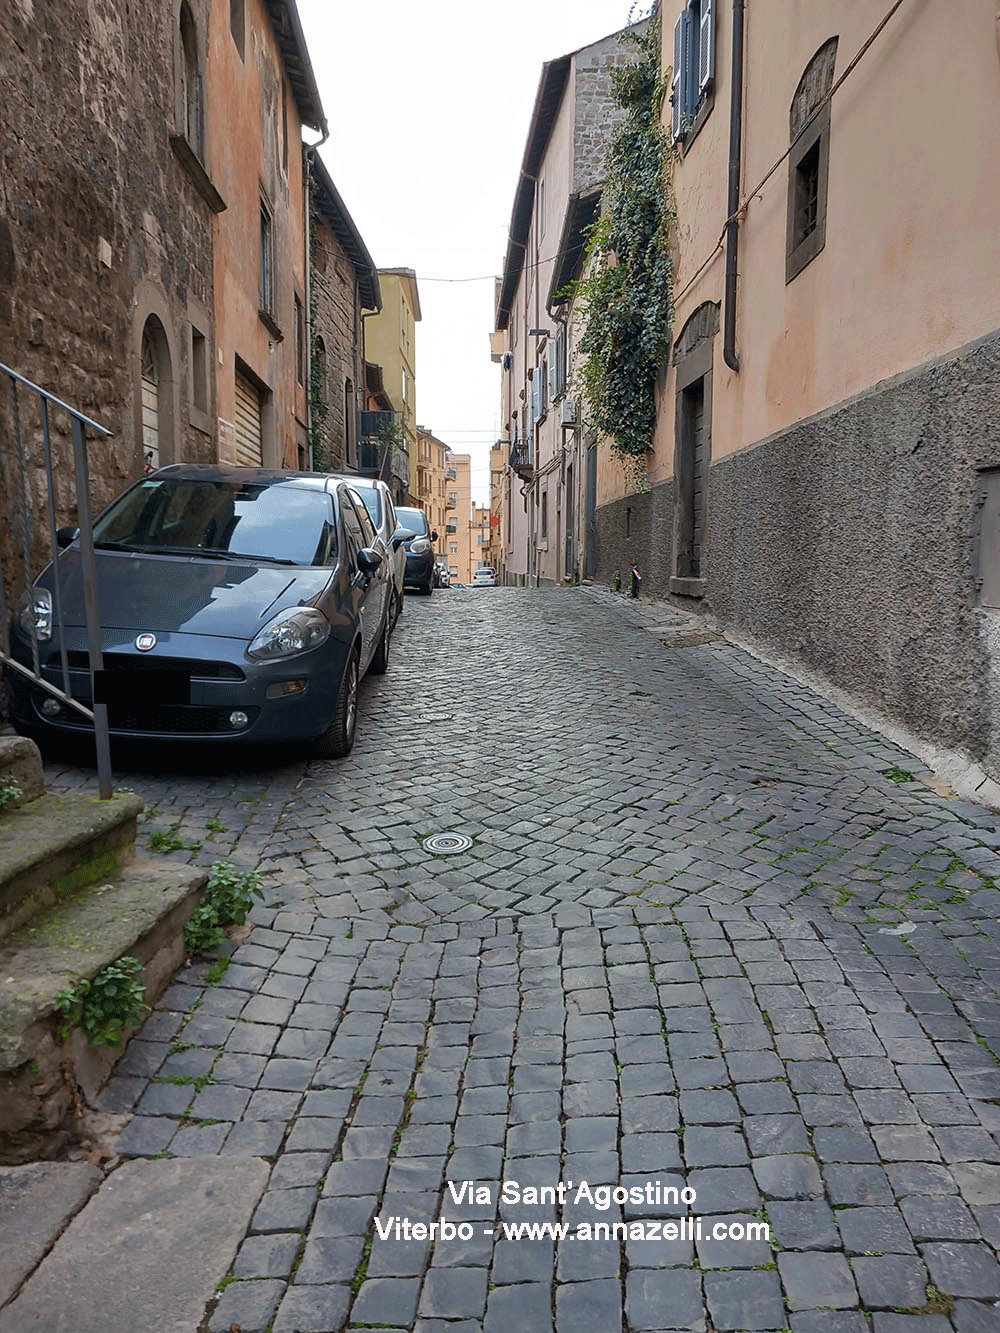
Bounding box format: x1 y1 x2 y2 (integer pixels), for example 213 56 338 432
234 371 263 467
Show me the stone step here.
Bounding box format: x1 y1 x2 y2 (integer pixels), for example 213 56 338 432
0 858 206 1163
0 1157 268 1332
0 789 144 943
0 735 45 810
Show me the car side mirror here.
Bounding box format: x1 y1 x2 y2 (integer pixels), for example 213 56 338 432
356 547 383 575
391 527 414 549
56 527 79 548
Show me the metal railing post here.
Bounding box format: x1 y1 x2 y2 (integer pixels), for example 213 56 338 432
70 416 113 799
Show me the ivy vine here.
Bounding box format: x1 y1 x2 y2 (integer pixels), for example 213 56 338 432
568 4 674 481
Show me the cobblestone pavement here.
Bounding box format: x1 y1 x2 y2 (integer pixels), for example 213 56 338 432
49 586 1000 1331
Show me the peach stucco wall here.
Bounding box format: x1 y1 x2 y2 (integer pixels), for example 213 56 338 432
209 0 307 469
601 0 1000 507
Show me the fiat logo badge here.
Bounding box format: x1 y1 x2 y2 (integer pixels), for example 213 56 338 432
135 633 156 652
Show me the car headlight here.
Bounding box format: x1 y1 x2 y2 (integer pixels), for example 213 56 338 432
17 587 52 641
247 607 330 660
409 537 431 554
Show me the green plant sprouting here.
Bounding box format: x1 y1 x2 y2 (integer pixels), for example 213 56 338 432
183 861 264 956
53 956 148 1048
0 776 23 812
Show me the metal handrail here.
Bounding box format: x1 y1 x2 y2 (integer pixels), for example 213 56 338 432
0 361 114 798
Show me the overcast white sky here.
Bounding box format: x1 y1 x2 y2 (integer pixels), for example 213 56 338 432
297 0 637 504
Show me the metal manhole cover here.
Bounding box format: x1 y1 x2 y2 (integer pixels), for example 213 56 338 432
422 832 473 855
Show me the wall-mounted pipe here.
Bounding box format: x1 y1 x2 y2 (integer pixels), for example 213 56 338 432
724 0 745 373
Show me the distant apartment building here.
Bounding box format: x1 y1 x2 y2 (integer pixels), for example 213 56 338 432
444 451 473 584
487 443 507 579
363 269 421 505
471 505 492 574
416 427 450 568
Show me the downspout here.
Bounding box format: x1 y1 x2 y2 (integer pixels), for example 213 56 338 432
723 0 745 373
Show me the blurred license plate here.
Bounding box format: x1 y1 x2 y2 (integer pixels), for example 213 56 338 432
93 670 190 705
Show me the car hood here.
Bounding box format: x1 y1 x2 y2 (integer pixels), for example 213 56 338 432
39 549 331 639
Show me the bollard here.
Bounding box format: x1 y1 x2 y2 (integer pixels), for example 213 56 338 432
630 565 642 598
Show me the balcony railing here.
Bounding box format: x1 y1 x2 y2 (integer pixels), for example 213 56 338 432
509 441 533 481
446 498 456 510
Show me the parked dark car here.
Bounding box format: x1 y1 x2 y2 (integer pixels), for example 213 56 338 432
7 465 392 757
395 506 437 596
337 476 406 628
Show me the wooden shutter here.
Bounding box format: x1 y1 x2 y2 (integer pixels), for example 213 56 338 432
531 372 541 425
671 13 684 141
234 370 263 466
699 0 715 95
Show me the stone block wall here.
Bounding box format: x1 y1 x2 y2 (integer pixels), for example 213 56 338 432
1 0 215 610
310 215 363 473
573 22 648 196
593 331 1000 778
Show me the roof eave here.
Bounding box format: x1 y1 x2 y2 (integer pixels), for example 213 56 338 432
263 0 328 137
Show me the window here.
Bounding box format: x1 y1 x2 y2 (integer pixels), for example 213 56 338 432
785 38 837 283
259 195 274 314
179 4 204 159
294 294 305 385
671 0 715 144
229 0 245 59
540 490 548 540
190 324 208 414
450 542 458 555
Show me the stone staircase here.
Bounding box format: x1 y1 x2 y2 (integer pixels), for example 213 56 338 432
0 735 206 1164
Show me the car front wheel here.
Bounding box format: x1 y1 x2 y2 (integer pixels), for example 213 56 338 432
314 648 359 758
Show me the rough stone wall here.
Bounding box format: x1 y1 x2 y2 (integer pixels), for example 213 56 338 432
573 22 648 196
593 331 1000 776
310 215 361 473
0 0 215 610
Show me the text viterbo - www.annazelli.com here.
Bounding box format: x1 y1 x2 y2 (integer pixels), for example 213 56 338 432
374 1180 771 1244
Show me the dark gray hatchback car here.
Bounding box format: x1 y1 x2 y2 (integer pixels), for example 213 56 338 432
8 465 392 757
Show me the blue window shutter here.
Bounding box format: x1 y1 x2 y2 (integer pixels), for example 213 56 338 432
671 14 684 141
699 0 715 95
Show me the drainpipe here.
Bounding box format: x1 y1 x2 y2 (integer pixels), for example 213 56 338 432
723 0 745 373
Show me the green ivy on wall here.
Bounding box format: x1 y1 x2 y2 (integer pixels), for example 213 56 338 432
570 5 674 482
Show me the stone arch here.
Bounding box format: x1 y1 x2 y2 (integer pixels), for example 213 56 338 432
133 293 178 474
672 301 720 366
790 37 838 139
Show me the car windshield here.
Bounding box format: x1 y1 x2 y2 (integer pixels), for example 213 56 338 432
352 485 382 528
93 477 337 566
395 506 428 536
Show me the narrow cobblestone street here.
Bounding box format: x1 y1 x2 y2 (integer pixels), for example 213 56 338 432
45 586 1000 1332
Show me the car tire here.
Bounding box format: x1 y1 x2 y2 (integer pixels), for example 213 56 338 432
314 647 359 759
422 579 433 597
392 588 403 626
370 610 391 675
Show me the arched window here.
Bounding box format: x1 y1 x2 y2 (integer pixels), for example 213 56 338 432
140 316 173 472
786 37 837 283
179 3 204 160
